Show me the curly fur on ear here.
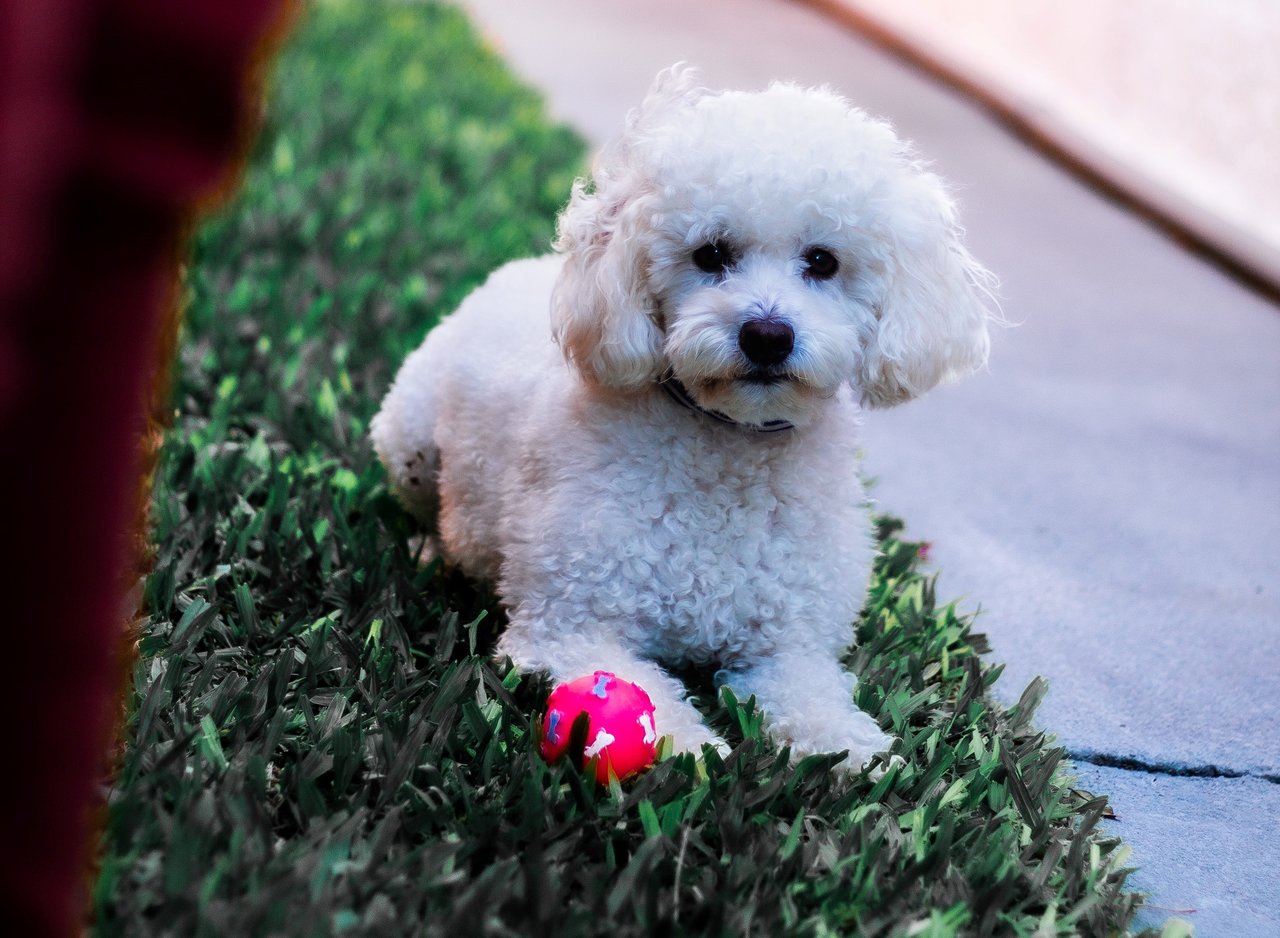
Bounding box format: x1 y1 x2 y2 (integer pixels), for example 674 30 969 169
551 66 709 389
857 170 996 407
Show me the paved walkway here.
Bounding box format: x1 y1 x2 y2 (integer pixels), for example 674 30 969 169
460 1 1280 933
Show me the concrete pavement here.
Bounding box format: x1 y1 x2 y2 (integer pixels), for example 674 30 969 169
458 1 1280 933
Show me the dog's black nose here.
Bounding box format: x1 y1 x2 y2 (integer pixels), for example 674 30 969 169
738 318 795 367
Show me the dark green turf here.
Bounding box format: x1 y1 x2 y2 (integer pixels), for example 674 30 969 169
94 2 1149 935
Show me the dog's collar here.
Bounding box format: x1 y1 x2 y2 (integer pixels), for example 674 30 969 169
658 372 795 433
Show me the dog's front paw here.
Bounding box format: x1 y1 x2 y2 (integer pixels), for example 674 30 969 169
863 751 906 782
784 714 897 774
660 717 729 761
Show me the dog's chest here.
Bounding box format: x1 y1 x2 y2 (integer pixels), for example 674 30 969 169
579 421 873 662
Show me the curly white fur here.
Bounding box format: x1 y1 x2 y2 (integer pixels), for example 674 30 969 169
371 67 994 769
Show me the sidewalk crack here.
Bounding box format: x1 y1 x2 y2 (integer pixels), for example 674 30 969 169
1069 750 1280 785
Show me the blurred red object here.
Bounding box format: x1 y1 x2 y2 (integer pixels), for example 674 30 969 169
0 1 294 933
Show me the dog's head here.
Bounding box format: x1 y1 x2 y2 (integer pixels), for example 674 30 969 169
552 66 994 425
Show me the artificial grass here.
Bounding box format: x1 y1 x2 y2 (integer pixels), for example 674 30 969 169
95 1 1150 935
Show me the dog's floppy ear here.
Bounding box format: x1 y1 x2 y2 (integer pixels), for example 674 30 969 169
551 66 707 389
551 181 663 389
857 172 995 408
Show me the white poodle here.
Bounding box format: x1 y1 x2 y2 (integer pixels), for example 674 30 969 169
371 67 993 770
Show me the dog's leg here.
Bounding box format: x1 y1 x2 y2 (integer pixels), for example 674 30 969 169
497 625 728 758
722 651 894 771
370 350 442 522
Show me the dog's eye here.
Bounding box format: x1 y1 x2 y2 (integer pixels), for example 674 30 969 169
692 241 733 274
803 247 840 280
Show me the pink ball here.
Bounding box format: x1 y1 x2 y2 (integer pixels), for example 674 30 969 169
539 671 658 783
